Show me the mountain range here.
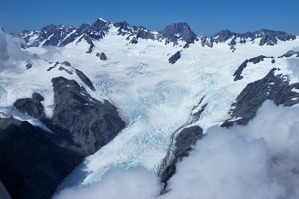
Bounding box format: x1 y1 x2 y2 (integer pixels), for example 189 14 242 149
0 18 299 199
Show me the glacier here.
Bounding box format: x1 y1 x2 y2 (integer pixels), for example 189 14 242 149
50 27 299 190
1 23 299 196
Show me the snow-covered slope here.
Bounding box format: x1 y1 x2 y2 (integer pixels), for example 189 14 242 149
1 18 299 198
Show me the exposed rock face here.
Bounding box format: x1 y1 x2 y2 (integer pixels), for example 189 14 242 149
213 29 235 43
159 126 204 189
25 63 32 69
160 22 197 47
7 77 126 199
200 37 213 47
13 93 46 119
223 68 299 127
20 18 295 51
75 35 95 53
279 50 299 58
32 92 44 101
257 29 296 46
0 117 82 199
233 55 269 81
96 52 107 60
20 18 158 48
75 69 96 91
129 37 138 44
87 18 111 40
20 25 76 47
59 23 91 46
201 29 296 48
168 51 181 64
50 77 125 155
114 21 156 40
114 21 132 36
20 19 109 48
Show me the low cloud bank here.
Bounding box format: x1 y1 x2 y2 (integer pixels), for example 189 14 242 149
55 100 299 199
0 29 27 71
54 167 161 199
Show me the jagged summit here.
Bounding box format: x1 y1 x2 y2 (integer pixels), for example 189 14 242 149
90 18 110 31
19 17 297 50
213 29 236 41
160 22 197 47
19 19 200 48
201 28 296 48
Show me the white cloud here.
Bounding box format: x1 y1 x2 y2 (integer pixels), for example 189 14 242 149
162 126 284 199
54 167 161 199
237 100 299 198
55 100 299 199
0 29 9 61
287 58 299 80
0 29 28 71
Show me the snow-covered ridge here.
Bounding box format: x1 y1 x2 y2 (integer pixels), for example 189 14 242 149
19 17 298 51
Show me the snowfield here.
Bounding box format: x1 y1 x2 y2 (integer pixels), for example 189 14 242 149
1 27 299 192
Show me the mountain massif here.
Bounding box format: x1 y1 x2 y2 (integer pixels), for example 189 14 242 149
0 18 299 199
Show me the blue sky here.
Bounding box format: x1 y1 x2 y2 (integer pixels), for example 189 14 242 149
0 0 298 36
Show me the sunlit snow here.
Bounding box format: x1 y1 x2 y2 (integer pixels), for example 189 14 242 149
1 26 299 191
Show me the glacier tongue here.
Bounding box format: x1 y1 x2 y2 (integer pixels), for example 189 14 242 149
59 69 196 188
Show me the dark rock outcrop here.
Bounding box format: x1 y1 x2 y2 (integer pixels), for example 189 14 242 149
32 92 44 101
200 37 213 48
25 63 32 69
114 21 132 36
75 35 95 53
129 37 138 44
13 77 124 155
233 55 269 81
75 69 96 91
114 21 156 40
0 117 82 199
257 29 296 46
159 126 204 189
213 29 236 43
96 52 107 60
50 77 125 155
6 77 126 199
202 29 296 48
223 68 299 127
168 51 181 64
13 93 46 119
279 50 299 58
20 25 76 47
59 23 90 47
233 60 249 81
20 19 109 48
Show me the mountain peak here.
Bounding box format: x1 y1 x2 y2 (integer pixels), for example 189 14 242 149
253 29 296 46
213 29 237 42
201 28 296 48
91 18 110 29
159 22 197 47
40 24 57 32
160 22 194 36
